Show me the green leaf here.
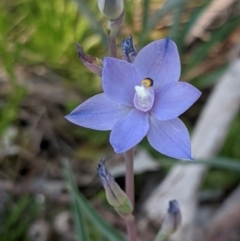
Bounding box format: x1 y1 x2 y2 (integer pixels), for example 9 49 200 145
72 195 90 241
196 157 240 172
65 163 90 241
139 0 151 45
158 156 240 172
64 161 126 241
169 6 183 42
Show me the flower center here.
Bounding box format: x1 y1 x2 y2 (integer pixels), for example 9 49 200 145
134 78 154 112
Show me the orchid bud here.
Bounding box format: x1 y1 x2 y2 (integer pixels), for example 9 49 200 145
97 159 133 220
155 200 181 241
75 43 102 77
98 0 124 21
122 36 137 63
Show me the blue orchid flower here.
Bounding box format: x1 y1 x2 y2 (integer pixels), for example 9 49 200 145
66 38 201 160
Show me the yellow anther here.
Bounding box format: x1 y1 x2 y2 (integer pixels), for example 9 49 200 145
142 78 153 88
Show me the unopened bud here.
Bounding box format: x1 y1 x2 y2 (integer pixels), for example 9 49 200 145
98 0 124 21
155 200 181 241
122 36 137 62
97 159 133 219
75 43 102 77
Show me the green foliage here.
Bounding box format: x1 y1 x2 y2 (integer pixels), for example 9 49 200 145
0 0 100 66
0 86 27 135
0 196 39 241
0 0 103 136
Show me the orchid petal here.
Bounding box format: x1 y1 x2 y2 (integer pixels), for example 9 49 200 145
133 38 181 88
110 109 149 153
102 57 142 106
65 93 131 131
147 116 192 160
151 82 202 121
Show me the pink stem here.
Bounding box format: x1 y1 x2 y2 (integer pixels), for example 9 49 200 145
124 149 137 241
107 36 117 57
124 149 134 204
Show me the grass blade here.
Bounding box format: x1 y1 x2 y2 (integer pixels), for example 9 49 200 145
169 6 183 42
72 195 90 241
196 157 240 172
65 162 90 241
158 156 240 172
139 0 151 46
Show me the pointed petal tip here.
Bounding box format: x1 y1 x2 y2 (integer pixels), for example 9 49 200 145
64 113 78 125
113 147 123 154
65 113 76 121
64 114 71 121
197 90 202 98
111 143 127 154
179 155 194 161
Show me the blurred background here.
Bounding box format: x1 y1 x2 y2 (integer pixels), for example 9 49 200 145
0 0 240 240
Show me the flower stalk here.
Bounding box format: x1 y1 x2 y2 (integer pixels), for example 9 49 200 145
107 36 117 57
106 11 124 57
124 148 137 241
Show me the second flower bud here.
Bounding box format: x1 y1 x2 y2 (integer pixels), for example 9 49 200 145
97 159 133 220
